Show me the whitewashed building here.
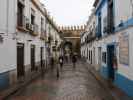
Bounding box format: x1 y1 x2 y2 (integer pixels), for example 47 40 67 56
81 0 133 97
0 0 62 91
81 31 87 58
81 9 96 65
44 15 62 64
94 0 133 97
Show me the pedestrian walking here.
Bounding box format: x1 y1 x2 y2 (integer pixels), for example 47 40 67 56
72 54 77 69
56 64 60 79
50 56 54 70
59 55 64 70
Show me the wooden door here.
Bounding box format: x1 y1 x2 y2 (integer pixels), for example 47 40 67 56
98 47 102 68
40 47 44 68
31 45 35 71
17 43 25 78
107 45 115 81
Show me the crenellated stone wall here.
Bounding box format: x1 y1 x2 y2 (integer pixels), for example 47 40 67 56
59 25 85 55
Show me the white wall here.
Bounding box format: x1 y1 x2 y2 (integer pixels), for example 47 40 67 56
0 34 16 73
118 27 133 80
0 0 61 74
0 0 16 34
114 0 133 27
0 0 47 73
0 0 17 73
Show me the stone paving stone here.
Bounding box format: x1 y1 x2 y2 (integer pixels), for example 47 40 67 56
6 61 114 100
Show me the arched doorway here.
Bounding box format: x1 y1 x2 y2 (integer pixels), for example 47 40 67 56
63 41 73 55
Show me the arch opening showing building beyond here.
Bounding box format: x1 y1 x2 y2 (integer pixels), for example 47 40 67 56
59 25 85 56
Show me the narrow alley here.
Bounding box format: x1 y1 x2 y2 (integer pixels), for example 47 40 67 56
6 61 114 100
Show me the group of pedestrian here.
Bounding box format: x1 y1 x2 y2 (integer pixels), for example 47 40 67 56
50 53 77 79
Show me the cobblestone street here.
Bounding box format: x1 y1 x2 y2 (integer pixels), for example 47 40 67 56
7 61 114 100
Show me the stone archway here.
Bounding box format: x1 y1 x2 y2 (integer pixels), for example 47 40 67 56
59 25 85 56
63 41 73 55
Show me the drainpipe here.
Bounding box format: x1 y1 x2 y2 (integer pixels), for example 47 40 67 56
6 0 9 35
131 0 133 18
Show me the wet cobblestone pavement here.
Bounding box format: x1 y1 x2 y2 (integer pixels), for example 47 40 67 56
7 61 114 100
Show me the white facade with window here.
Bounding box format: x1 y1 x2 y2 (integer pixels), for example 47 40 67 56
82 0 133 97
0 0 62 91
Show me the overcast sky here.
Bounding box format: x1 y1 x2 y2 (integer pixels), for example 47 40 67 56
40 0 95 26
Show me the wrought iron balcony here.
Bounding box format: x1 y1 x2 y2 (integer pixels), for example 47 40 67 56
29 24 39 36
17 13 30 31
85 30 96 43
40 28 46 40
96 26 102 39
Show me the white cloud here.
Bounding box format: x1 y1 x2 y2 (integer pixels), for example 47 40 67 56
40 0 95 26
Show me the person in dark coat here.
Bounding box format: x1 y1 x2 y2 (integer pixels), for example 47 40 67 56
56 64 60 79
50 56 54 70
72 54 77 69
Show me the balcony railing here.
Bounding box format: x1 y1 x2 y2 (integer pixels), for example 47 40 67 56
84 30 96 44
96 26 102 38
29 24 39 36
34 24 38 34
17 13 30 32
40 28 46 40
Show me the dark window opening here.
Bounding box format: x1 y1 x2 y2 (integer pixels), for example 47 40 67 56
31 14 35 25
108 0 114 33
17 2 24 27
102 52 107 64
